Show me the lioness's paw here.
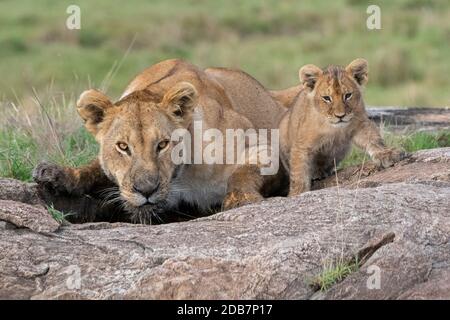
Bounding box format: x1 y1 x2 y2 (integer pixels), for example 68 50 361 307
32 162 73 194
373 149 406 168
222 191 262 211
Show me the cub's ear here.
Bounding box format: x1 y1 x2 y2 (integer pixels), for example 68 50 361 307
346 58 369 86
299 64 323 90
162 82 198 123
77 89 113 135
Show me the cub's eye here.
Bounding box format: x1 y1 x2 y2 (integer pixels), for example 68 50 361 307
344 92 353 101
322 96 332 103
157 140 170 152
116 142 129 154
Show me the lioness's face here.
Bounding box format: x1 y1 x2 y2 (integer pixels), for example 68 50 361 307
299 58 369 127
76 82 197 217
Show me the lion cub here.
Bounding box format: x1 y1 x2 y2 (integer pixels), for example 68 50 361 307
278 58 404 196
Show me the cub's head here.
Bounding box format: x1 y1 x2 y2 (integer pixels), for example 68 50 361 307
299 58 369 127
76 82 197 219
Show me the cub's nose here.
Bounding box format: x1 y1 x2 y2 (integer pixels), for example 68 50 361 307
334 112 346 119
133 180 160 198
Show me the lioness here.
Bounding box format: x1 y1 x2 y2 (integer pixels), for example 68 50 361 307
275 58 404 196
33 59 287 222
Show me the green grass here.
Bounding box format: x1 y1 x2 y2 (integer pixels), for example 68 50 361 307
0 91 98 181
340 130 450 168
47 204 71 223
311 258 360 292
400 131 450 151
0 0 449 106
0 125 98 181
0 131 37 181
0 128 97 182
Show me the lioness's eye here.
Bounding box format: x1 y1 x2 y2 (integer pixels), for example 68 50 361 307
322 95 332 103
344 92 353 101
116 142 129 153
157 140 169 152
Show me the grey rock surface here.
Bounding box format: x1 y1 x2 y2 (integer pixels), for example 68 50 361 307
0 148 449 299
0 200 59 233
367 107 450 132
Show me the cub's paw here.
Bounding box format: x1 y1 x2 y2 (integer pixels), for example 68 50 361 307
288 188 308 197
32 162 73 194
373 148 407 168
222 191 263 211
288 179 310 197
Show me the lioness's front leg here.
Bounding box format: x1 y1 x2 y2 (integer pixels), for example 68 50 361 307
352 119 405 168
222 165 264 210
33 159 110 196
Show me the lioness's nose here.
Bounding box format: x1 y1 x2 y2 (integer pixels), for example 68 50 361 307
133 177 160 198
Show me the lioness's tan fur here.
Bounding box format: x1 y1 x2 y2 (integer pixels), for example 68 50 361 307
34 59 287 222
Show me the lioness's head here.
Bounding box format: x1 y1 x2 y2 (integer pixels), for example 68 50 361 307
76 82 197 218
299 58 368 127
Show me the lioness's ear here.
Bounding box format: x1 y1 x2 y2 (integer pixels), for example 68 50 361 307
77 89 113 135
299 64 323 90
346 58 368 86
162 82 198 123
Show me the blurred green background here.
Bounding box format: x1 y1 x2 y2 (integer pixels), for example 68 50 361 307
0 0 449 106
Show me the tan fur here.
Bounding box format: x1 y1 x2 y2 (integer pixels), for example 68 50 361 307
34 59 287 222
278 58 404 196
269 84 303 108
204 67 287 129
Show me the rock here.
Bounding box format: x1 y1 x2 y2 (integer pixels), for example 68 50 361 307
0 178 43 206
0 148 449 299
313 147 450 190
367 107 450 132
0 200 60 233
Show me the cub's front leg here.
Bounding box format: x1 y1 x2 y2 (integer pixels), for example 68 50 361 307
352 119 405 168
33 158 109 196
222 164 264 211
288 144 313 197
